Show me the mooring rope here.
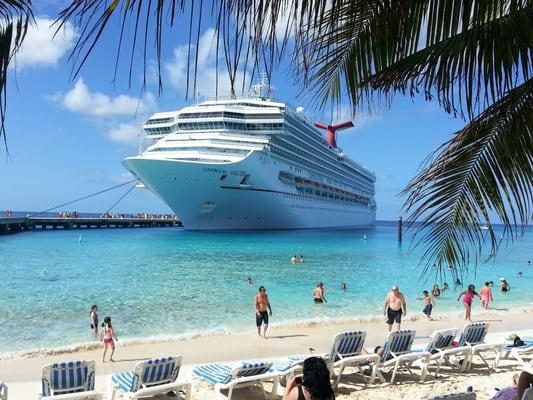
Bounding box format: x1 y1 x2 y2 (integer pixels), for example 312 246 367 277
101 182 139 216
29 178 139 217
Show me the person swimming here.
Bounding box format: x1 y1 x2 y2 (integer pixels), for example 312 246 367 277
245 277 253 285
442 282 449 291
299 255 305 263
290 255 298 264
340 283 347 291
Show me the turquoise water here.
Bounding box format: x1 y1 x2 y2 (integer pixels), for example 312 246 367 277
0 223 531 355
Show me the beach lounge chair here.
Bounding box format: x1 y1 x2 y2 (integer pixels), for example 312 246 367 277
377 329 431 384
0 381 7 400
429 392 476 400
325 331 382 388
522 387 533 400
500 337 533 368
191 361 278 400
108 355 190 400
40 360 101 400
421 328 472 376
457 322 503 371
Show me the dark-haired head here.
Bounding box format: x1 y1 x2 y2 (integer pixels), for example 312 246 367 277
302 357 334 400
423 290 428 295
90 305 97 314
485 282 490 286
101 316 112 328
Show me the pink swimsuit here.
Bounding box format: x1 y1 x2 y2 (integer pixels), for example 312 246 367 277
103 327 113 344
463 292 473 305
480 287 491 302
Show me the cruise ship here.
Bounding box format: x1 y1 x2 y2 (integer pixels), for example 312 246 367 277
123 78 376 230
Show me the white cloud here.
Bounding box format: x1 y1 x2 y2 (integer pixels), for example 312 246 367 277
165 28 249 99
61 78 155 118
106 122 142 145
332 104 381 131
15 17 76 68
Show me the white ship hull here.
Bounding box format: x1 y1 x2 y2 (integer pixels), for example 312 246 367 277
123 151 376 230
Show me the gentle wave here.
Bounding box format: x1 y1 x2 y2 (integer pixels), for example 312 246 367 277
3 305 532 361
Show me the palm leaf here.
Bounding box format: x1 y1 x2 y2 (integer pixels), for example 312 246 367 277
301 0 533 118
402 79 533 278
0 0 33 153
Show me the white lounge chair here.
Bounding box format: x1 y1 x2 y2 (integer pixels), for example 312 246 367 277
430 392 476 400
500 337 533 368
522 387 533 400
0 381 7 400
421 328 471 376
191 361 279 400
457 322 503 371
40 360 102 400
326 331 382 388
377 329 431 383
108 355 190 400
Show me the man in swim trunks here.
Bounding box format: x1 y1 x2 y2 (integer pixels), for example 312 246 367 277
383 285 407 331
313 282 327 303
254 286 272 338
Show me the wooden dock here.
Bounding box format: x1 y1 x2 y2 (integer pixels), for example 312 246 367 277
0 217 182 235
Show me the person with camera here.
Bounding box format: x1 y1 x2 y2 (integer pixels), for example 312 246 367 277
283 357 335 400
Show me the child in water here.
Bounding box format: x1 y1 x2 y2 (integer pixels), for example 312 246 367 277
101 316 118 362
418 290 435 320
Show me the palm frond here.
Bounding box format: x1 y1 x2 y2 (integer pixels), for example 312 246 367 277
402 79 533 278
301 0 533 118
0 0 33 152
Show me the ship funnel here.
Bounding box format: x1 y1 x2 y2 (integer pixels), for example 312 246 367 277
314 121 354 148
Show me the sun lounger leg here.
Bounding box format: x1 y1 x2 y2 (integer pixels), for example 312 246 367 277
107 376 117 400
270 376 279 400
182 382 192 400
216 384 227 400
390 360 400 384
333 365 344 388
419 358 428 381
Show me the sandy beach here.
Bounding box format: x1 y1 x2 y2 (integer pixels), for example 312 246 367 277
1 308 532 399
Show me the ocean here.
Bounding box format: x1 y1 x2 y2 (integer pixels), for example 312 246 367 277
0 222 531 357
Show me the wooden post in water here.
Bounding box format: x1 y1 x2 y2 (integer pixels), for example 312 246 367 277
398 217 403 242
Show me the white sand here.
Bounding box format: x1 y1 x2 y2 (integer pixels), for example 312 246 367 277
1 309 532 399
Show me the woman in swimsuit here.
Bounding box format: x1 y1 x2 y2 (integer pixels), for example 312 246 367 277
282 357 334 400
480 282 493 310
313 282 327 304
457 284 481 321
101 316 118 362
431 285 441 297
89 305 98 335
500 278 511 293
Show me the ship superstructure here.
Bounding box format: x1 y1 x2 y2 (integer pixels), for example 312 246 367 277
123 78 376 229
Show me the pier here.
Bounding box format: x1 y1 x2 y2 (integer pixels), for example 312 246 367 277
0 216 182 235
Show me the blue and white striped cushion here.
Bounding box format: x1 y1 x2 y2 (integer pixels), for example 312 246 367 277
461 323 488 346
244 359 293 372
193 364 233 385
42 361 91 395
111 372 136 394
333 332 365 360
238 362 271 377
140 356 177 386
382 331 415 361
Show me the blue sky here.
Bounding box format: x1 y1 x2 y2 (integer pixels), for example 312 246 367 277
0 2 466 220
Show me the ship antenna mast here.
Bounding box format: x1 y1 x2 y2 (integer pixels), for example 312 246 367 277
250 73 274 99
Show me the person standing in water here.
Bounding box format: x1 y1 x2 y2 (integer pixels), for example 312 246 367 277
457 284 481 321
254 286 272 338
313 282 327 304
383 285 407 331
480 282 493 310
101 316 118 362
500 278 511 292
89 305 99 335
418 290 435 320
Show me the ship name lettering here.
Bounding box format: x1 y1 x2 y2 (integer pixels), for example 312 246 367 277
203 167 228 174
